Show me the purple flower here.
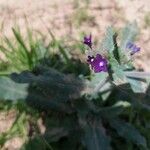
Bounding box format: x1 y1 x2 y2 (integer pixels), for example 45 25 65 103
83 34 92 48
126 42 141 55
87 54 108 73
126 42 134 49
130 46 140 55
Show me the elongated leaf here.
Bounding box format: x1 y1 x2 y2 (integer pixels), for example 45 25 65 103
0 67 82 113
0 76 28 101
7 66 84 112
26 91 73 113
44 128 68 142
21 136 47 150
87 73 111 100
12 28 32 69
12 28 29 55
109 119 147 148
109 54 127 85
10 67 85 102
120 22 138 51
44 115 77 142
35 43 47 61
127 77 147 93
82 120 112 150
98 101 131 118
58 44 71 64
100 27 115 52
125 71 150 79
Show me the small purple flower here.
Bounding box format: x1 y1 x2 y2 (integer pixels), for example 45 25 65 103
126 42 134 49
83 34 92 48
126 42 141 55
130 46 140 55
87 54 108 73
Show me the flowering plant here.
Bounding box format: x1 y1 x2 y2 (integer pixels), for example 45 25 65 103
82 23 150 101
0 23 149 150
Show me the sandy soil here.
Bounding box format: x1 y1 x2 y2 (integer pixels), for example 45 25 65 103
0 0 150 71
0 0 150 149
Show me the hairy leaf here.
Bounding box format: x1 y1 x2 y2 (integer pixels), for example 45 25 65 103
82 120 112 150
127 77 147 93
125 71 150 79
87 73 111 100
120 22 138 51
0 76 28 101
109 54 127 85
98 101 131 118
100 27 115 52
10 66 85 102
109 119 147 148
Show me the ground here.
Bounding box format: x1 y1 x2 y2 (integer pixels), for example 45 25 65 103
0 0 150 70
0 0 150 149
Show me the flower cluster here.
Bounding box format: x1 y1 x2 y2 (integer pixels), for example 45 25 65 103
126 42 141 55
83 35 141 74
83 35 108 73
87 54 108 73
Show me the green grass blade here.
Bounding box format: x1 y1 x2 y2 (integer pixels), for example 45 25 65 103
12 28 32 69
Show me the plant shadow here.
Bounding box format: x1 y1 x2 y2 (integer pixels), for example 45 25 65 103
9 56 89 150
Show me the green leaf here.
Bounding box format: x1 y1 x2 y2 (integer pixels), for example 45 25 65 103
35 42 48 61
7 67 85 112
0 66 84 112
100 26 115 52
98 101 131 118
120 22 138 51
87 73 111 100
127 77 147 93
0 76 28 101
125 71 150 79
10 66 85 102
21 136 48 150
74 99 92 118
109 54 127 85
82 120 112 150
109 119 147 149
58 44 71 64
44 115 77 142
12 28 32 69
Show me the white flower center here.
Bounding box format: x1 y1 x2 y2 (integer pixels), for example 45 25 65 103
91 58 94 62
99 62 104 67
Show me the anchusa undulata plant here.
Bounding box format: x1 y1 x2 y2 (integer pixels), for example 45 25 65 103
84 34 141 74
0 22 150 150
83 25 147 95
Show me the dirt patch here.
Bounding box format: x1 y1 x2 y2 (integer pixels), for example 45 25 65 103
2 137 24 150
0 0 149 70
0 110 16 134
